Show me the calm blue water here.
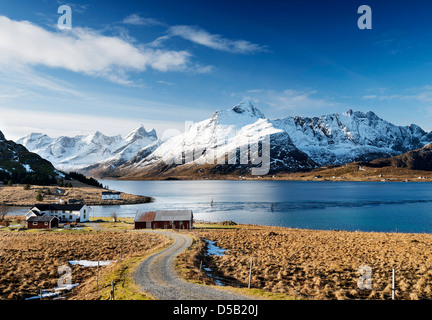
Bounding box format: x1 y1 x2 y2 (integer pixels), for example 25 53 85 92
100 180 432 233
10 180 432 233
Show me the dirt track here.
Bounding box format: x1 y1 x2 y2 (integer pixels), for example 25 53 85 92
133 230 254 300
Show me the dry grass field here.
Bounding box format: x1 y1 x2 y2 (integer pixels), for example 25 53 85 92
0 230 165 300
3 218 432 300
183 226 432 300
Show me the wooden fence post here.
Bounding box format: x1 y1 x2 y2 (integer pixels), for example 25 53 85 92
96 261 100 289
248 258 253 289
110 280 115 300
198 260 202 281
392 269 395 300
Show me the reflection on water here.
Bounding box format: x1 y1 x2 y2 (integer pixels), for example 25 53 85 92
8 180 432 233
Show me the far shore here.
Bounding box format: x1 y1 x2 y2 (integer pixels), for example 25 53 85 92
110 163 432 182
0 184 153 207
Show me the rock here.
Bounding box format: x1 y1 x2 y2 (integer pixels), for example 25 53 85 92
221 221 237 226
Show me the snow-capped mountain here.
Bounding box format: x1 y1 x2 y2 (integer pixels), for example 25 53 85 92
16 100 432 178
100 101 318 178
98 101 432 178
17 125 157 172
272 109 432 166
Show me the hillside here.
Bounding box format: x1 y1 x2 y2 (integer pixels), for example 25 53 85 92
277 143 432 182
368 142 432 170
0 130 61 185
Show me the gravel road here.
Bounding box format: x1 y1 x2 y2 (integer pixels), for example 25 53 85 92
133 230 254 300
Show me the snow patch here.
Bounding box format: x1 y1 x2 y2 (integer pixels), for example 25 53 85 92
22 164 33 173
69 260 115 267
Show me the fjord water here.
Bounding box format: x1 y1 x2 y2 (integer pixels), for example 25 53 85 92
95 180 432 233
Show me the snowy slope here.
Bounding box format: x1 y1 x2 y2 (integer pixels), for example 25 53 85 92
17 125 157 172
272 109 432 166
108 101 317 178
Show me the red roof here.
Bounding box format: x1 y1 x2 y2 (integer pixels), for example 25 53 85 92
134 211 156 222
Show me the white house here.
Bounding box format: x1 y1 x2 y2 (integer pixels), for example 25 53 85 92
102 191 121 200
26 204 90 223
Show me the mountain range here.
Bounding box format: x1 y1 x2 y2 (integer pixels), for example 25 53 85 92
16 101 432 179
17 125 157 173
0 130 62 185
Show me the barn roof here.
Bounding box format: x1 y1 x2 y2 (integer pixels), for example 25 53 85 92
134 211 156 222
154 210 193 221
27 215 58 222
134 210 193 222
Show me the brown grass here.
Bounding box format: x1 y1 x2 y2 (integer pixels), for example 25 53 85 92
0 185 152 206
181 226 432 300
279 163 432 182
0 230 165 299
115 160 432 182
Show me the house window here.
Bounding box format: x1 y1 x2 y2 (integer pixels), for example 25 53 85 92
44 222 48 225
33 222 38 225
70 210 73 214
83 209 86 214
69 215 72 220
83 214 86 219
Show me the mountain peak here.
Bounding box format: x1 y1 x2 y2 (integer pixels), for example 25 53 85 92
148 128 157 138
213 100 266 127
231 100 265 119
125 125 157 142
344 109 353 117
84 131 102 144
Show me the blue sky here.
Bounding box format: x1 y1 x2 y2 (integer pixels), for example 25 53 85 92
1 0 432 140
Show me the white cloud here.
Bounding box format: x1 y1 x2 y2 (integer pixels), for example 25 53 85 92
157 25 267 54
263 89 337 110
0 16 192 85
157 80 175 86
239 88 339 119
362 95 377 100
122 14 166 27
0 63 85 96
0 106 191 142
362 86 432 104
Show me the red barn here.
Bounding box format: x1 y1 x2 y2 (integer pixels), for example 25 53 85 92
134 210 193 229
26 216 59 229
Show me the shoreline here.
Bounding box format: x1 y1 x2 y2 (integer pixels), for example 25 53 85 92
4 214 432 236
108 162 432 182
0 184 153 207
116 177 432 182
